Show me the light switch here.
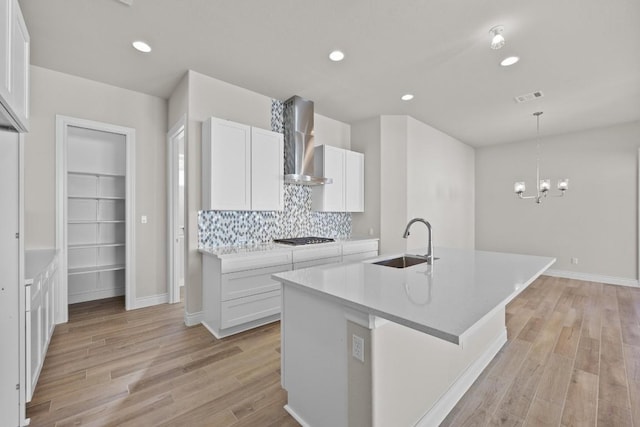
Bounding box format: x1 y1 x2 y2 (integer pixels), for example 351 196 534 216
141 215 148 224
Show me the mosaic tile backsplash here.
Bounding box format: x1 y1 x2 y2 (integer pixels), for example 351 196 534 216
199 184 351 247
198 99 352 248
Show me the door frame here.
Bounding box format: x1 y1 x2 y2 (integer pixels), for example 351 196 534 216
55 115 136 322
167 115 186 304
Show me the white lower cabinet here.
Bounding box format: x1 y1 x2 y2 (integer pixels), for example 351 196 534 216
220 290 282 330
341 239 378 262
202 253 292 339
25 249 58 403
201 239 378 338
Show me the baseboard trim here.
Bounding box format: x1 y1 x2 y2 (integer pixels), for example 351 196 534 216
68 288 124 304
184 310 204 327
545 269 639 288
134 293 168 309
415 329 508 427
284 405 311 427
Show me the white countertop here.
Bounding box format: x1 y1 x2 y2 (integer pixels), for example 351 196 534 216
199 237 379 259
273 247 555 344
25 249 58 284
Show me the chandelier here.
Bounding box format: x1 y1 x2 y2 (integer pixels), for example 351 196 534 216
514 112 569 204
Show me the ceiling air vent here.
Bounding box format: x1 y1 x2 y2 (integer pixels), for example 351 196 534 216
514 91 544 103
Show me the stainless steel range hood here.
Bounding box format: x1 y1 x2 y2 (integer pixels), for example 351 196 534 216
283 96 332 185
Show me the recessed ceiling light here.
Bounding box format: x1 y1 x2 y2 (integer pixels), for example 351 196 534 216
500 56 519 67
401 94 414 101
329 50 345 62
132 40 152 53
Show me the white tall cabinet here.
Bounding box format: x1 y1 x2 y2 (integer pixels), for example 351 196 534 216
0 0 28 423
202 117 284 211
66 127 127 304
0 130 24 427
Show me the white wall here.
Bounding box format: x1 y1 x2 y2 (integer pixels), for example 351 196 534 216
315 113 350 149
351 115 475 255
406 116 475 251
379 116 409 254
351 117 381 238
26 65 169 299
476 120 639 282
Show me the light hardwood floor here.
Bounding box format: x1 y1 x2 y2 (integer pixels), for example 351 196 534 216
27 276 640 426
443 276 640 427
26 296 297 427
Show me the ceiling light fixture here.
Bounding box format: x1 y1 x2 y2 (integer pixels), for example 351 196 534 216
514 112 569 204
401 94 414 101
489 25 505 50
132 40 152 53
500 56 519 67
329 50 345 62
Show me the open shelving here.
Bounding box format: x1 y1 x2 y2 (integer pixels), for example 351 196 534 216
66 128 127 304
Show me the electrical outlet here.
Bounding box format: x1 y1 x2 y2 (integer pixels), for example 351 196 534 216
141 215 147 224
571 257 579 265
352 334 365 362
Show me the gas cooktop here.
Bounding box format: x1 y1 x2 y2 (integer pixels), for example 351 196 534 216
273 237 335 246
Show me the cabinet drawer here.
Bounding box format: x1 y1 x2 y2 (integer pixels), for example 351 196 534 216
221 251 292 274
221 264 291 301
294 256 342 270
221 289 281 330
342 251 378 263
292 245 342 263
342 240 378 256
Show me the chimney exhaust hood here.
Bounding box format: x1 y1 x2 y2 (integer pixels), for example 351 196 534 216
283 96 332 185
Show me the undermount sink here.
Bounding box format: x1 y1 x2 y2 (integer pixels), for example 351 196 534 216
373 255 435 268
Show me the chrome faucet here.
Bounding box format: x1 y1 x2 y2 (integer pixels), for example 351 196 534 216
403 218 434 264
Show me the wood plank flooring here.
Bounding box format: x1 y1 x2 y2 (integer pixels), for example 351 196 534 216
27 276 640 426
442 276 640 427
26 296 297 427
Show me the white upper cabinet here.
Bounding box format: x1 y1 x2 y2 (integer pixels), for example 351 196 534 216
251 127 284 211
10 0 28 128
345 150 364 212
312 145 364 213
202 117 252 211
0 0 29 132
0 0 11 104
312 145 345 212
202 117 284 211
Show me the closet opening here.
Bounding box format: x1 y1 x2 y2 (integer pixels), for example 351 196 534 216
56 116 136 323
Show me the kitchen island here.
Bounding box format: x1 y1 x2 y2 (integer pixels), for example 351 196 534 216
272 247 555 427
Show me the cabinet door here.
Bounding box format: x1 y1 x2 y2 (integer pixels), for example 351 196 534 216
0 131 20 424
10 0 28 130
251 127 283 211
312 145 345 212
0 0 11 104
202 118 251 210
345 150 364 212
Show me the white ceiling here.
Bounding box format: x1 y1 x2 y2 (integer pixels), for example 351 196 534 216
19 0 640 146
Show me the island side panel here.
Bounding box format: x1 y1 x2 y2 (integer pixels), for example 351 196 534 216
201 254 222 334
282 284 349 427
370 306 507 427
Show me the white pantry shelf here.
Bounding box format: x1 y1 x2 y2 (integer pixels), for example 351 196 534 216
68 264 125 276
67 170 125 178
68 243 125 250
67 220 125 224
68 195 125 200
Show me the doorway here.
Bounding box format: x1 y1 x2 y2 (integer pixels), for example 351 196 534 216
56 116 136 323
168 116 186 304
